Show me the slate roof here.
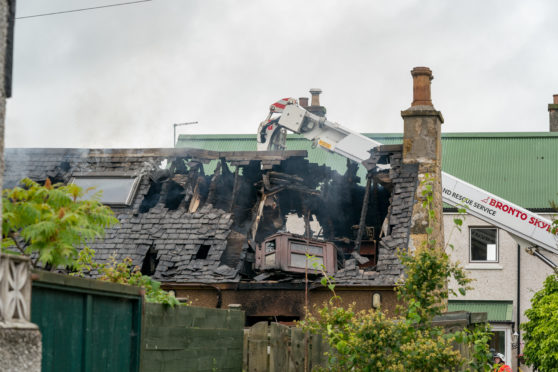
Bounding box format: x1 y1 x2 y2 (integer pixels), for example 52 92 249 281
3 146 418 287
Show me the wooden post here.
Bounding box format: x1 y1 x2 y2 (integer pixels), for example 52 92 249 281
229 167 240 212
206 161 222 205
250 188 267 241
355 173 372 253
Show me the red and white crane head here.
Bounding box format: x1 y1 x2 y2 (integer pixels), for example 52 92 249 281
256 98 298 152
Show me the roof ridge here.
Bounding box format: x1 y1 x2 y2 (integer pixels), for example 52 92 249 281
178 132 558 140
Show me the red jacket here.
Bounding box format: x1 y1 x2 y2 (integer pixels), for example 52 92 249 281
494 364 512 372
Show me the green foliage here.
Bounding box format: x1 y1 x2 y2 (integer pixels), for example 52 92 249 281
301 173 492 371
2 178 118 268
521 273 558 371
308 254 338 298
74 250 184 307
305 303 464 371
397 248 472 323
461 323 494 371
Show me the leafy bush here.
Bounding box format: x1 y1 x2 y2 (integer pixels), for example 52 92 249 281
521 273 558 371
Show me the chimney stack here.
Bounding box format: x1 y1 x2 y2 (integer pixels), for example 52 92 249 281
402 66 444 167
549 94 558 132
401 66 445 254
299 97 309 108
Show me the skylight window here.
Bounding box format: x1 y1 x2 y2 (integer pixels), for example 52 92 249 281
71 175 140 206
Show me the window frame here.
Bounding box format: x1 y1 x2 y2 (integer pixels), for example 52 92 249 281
287 240 325 271
70 172 141 207
469 227 499 263
264 239 277 268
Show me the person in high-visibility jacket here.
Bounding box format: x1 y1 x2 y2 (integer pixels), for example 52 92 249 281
493 353 512 372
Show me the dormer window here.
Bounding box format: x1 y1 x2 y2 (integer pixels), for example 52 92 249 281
71 173 140 206
256 233 337 274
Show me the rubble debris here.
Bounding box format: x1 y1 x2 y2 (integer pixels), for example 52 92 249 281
351 252 370 265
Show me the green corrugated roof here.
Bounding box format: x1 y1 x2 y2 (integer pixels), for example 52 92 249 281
177 132 558 210
448 300 513 322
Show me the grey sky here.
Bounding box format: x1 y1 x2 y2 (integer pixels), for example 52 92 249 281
6 0 558 148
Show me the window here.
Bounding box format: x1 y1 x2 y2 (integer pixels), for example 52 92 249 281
470 228 498 262
264 240 277 267
488 325 512 367
255 233 337 274
489 330 506 356
71 175 140 206
289 242 324 269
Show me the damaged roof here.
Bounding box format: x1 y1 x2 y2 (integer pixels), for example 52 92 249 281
4 146 419 287
178 132 558 210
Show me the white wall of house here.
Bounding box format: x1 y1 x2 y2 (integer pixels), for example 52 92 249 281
444 212 558 371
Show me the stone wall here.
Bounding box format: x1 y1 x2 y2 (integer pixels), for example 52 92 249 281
0 254 42 372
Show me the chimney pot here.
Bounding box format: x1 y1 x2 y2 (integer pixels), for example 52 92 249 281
411 67 433 107
553 94 558 105
309 88 322 106
299 97 309 108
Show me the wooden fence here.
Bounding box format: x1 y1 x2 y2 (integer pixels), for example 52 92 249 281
141 303 245 372
243 322 329 372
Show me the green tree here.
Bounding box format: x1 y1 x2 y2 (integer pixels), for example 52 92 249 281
521 272 558 371
2 178 118 268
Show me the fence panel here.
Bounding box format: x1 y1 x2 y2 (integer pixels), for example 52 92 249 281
31 270 143 372
141 303 245 372
244 322 329 372
246 321 269 372
309 333 329 369
269 323 289 372
289 327 306 372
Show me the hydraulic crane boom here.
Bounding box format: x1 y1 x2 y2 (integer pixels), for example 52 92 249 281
257 99 558 256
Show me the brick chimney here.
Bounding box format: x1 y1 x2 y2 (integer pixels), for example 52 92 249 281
549 94 558 132
305 88 326 117
401 66 445 253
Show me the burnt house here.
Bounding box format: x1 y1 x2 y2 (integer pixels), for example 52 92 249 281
3 145 416 321
4 68 443 323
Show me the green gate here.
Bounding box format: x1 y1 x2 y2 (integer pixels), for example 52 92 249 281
31 271 143 372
